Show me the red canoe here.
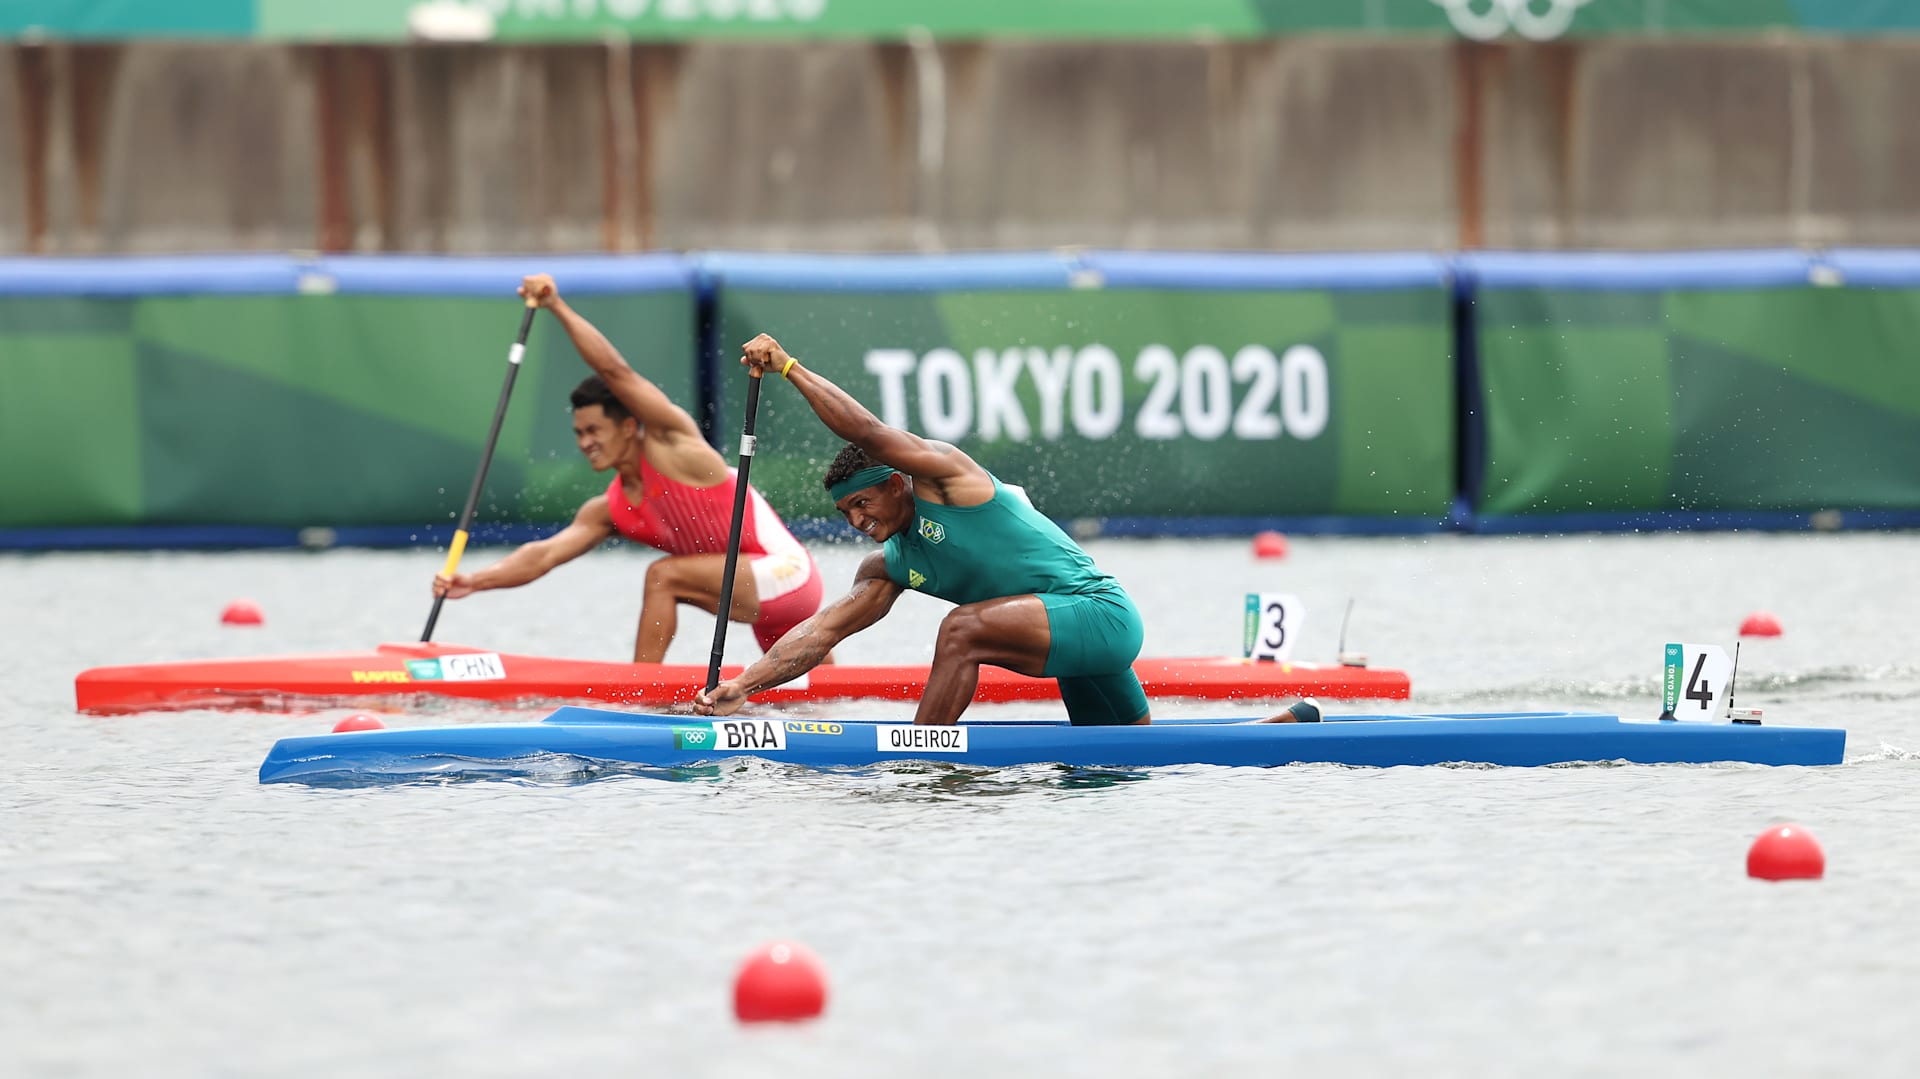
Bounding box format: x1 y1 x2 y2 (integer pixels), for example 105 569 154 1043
74 641 1410 715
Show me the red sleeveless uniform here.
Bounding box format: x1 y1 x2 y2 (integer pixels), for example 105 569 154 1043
605 458 821 650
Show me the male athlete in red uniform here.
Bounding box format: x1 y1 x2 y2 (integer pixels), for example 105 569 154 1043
431 274 827 663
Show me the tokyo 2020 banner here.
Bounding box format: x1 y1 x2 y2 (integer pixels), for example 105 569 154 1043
709 259 1456 524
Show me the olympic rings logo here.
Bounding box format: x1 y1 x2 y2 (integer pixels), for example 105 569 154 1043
1431 0 1595 41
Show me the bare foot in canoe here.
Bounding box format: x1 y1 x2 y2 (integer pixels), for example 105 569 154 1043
1253 698 1322 724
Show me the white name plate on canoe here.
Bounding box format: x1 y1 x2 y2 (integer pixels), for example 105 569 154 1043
875 724 969 753
715 718 787 751
438 652 506 681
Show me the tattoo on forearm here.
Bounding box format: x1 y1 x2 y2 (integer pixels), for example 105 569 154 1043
744 579 883 691
752 628 830 690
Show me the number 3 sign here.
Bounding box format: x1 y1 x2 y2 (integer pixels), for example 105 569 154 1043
1244 593 1306 662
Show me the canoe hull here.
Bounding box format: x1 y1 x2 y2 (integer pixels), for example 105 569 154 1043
257 708 1847 784
76 642 1410 714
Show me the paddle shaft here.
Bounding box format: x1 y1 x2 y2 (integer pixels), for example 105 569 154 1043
706 371 765 693
421 303 539 642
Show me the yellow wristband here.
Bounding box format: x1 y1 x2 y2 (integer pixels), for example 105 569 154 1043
780 357 798 379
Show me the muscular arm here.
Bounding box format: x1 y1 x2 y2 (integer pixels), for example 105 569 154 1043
783 363 989 501
728 553 903 694
736 332 991 505
462 499 613 591
549 298 703 444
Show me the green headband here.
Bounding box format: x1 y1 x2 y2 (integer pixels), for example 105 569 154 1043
828 466 900 502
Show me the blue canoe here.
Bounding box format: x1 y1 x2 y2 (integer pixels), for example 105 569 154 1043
256 708 1847 785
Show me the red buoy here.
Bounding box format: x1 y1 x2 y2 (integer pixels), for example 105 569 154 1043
1747 824 1824 881
220 599 264 626
332 713 386 733
733 941 827 1023
1251 531 1288 559
1739 611 1783 637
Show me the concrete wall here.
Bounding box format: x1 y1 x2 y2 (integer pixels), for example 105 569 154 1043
6 37 1920 254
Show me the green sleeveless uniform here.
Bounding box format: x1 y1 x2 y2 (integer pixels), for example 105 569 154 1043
881 476 1148 725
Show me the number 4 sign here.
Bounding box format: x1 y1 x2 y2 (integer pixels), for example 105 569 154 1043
1660 642 1733 722
1244 593 1305 662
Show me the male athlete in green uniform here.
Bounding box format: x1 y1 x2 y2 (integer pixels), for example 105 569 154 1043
694 333 1319 727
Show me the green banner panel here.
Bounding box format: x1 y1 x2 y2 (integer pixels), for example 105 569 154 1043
1475 287 1920 515
472 0 1406 41
454 0 1920 42
0 293 696 528
713 288 1454 522
1 0 254 37
255 0 417 39
11 0 1916 42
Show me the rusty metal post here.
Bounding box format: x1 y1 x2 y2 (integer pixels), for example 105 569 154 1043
346 46 397 251
600 40 629 252
313 45 353 253
629 45 680 252
1453 39 1486 250
67 45 118 249
13 44 52 253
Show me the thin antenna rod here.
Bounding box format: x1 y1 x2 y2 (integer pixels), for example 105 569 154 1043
1728 641 1741 712
1727 641 1762 724
1336 598 1368 668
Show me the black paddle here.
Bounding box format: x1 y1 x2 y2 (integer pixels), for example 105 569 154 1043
422 301 539 643
706 367 766 694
